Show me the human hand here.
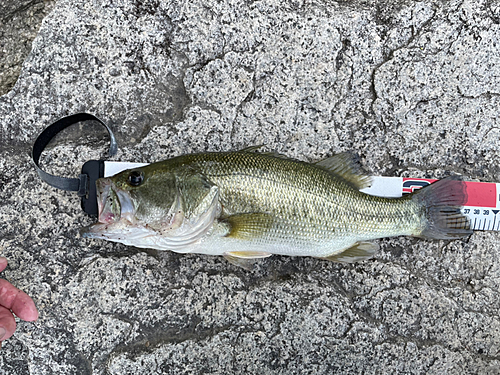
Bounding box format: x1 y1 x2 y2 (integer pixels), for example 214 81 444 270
0 257 38 347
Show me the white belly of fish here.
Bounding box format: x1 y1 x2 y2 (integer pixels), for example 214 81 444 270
102 218 362 259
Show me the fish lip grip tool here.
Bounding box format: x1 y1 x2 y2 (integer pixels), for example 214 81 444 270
32 113 117 216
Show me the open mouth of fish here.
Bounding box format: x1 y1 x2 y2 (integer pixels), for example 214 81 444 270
80 178 137 239
80 176 220 251
95 178 136 224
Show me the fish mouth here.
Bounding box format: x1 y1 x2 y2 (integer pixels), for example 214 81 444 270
81 178 136 238
96 178 136 224
96 178 118 224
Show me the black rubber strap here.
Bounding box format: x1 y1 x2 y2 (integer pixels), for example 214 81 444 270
32 113 117 196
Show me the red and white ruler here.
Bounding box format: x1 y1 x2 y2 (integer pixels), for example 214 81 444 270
361 177 499 231
104 162 498 232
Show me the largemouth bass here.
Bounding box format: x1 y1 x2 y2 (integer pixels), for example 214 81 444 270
81 150 471 267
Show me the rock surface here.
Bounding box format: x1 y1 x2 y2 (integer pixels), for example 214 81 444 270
0 0 56 96
1 0 500 373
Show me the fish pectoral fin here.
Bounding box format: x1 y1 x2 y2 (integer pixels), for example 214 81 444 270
321 241 379 263
314 153 371 190
223 251 272 270
224 213 274 240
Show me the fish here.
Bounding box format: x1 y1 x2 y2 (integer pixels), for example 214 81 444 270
81 149 472 268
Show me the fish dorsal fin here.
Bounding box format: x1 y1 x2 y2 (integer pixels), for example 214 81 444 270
321 241 379 263
238 145 289 160
225 213 274 240
315 153 372 190
264 151 289 159
238 145 266 153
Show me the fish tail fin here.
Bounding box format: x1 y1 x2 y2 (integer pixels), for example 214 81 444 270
413 177 472 240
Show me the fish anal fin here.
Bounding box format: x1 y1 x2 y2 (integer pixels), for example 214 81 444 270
315 153 371 190
321 241 379 263
225 213 274 240
223 251 271 270
225 251 272 259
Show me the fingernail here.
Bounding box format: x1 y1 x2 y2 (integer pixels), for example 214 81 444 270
0 327 5 340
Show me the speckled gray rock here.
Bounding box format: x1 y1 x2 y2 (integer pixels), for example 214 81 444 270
0 0 56 96
1 0 500 374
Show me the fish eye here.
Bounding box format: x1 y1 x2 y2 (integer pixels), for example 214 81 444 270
127 171 144 187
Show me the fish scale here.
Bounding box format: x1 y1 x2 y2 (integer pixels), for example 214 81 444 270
82 151 471 263
149 153 419 255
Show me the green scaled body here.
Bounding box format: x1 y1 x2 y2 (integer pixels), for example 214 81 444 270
81 150 471 265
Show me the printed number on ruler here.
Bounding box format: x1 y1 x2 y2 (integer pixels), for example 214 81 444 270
402 178 499 231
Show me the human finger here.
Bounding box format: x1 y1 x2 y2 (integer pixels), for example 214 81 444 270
0 305 17 342
0 257 7 273
0 279 38 321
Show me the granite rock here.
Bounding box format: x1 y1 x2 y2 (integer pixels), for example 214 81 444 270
0 0 56 96
1 0 500 374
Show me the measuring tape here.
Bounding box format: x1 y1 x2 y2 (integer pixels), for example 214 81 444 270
360 177 498 231
104 162 497 232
